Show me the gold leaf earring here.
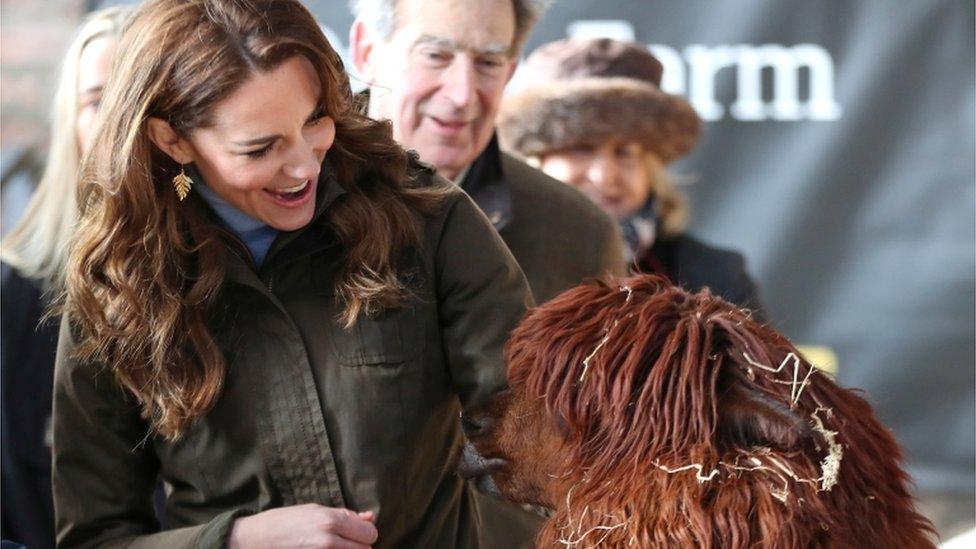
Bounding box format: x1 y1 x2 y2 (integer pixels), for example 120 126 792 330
173 163 192 201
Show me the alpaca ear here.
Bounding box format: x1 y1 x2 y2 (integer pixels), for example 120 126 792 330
716 379 812 450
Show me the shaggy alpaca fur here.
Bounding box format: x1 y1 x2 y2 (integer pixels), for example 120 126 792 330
498 78 702 162
465 275 935 548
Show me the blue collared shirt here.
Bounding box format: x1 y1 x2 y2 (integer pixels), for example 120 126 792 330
191 169 278 267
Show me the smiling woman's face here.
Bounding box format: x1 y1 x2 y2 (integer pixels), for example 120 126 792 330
185 55 336 231
540 140 655 221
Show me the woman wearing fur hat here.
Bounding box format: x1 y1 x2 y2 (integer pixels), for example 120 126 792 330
499 37 763 313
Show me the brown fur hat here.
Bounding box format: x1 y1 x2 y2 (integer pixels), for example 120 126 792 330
499 38 702 163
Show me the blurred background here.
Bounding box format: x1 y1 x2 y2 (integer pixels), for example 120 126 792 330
2 0 973 540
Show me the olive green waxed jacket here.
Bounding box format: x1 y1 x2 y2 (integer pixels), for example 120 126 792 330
52 164 536 548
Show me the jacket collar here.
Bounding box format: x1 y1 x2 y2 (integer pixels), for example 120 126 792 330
263 160 345 265
459 134 513 231
198 158 346 287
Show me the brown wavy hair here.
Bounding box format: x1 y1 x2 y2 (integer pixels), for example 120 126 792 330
65 0 446 439
473 275 934 547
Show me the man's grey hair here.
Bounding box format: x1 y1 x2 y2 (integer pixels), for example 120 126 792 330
349 0 553 56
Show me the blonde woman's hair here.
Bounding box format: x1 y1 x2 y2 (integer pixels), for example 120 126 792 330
0 6 129 289
644 152 688 237
65 0 445 439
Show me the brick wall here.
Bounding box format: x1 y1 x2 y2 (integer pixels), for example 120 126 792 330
1 0 88 150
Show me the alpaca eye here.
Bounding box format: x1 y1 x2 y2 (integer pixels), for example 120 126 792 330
553 411 570 437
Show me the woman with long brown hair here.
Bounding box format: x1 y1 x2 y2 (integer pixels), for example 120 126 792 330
53 0 533 546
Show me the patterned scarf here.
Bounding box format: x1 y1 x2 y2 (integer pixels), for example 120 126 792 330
619 195 658 263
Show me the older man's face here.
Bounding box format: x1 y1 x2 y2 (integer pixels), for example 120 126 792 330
354 0 518 179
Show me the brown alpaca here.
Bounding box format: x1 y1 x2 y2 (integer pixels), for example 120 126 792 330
463 275 935 548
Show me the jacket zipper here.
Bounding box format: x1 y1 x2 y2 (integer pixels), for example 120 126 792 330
214 226 256 268
216 225 335 294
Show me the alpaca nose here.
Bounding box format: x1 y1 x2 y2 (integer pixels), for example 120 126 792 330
461 389 511 438
460 410 493 438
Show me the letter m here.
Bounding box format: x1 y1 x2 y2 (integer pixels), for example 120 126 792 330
730 44 843 121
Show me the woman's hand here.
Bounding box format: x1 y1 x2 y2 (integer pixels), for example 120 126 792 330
227 504 378 549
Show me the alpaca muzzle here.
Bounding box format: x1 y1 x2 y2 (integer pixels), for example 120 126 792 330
456 440 507 496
